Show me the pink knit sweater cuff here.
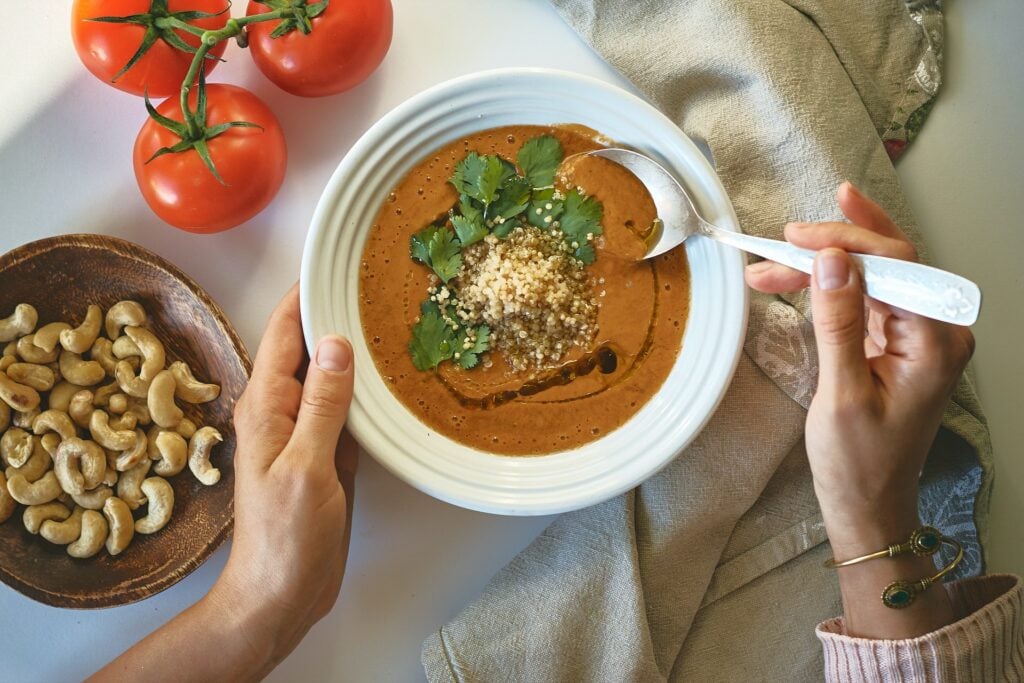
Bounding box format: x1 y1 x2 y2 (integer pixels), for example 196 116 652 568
816 574 1024 681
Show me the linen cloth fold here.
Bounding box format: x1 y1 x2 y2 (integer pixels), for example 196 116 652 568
422 1 993 680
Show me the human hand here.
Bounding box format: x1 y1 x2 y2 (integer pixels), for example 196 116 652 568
746 183 974 636
209 284 358 669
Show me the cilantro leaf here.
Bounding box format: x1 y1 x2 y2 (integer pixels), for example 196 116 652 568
560 189 603 242
490 176 532 220
492 219 519 239
409 309 457 371
410 225 443 265
574 243 596 265
517 135 563 188
428 228 462 282
451 213 487 247
450 152 504 207
459 194 483 225
527 195 564 229
411 225 462 282
456 325 491 370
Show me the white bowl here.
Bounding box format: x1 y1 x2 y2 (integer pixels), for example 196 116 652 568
301 68 747 516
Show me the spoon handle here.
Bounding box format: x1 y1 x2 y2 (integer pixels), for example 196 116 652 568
702 224 981 326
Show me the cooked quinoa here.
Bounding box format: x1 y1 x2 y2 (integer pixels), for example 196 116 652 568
452 226 597 372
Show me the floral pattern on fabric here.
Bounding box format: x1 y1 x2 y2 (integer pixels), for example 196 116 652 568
883 0 944 160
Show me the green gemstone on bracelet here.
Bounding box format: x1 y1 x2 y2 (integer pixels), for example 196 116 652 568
911 526 941 555
882 581 917 609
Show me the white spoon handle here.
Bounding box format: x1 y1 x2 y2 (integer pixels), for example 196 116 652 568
702 224 981 326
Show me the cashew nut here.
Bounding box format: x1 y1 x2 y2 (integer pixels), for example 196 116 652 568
0 304 38 342
93 380 120 407
152 431 187 477
102 497 134 556
41 505 84 545
23 501 71 534
68 509 108 558
124 397 152 425
16 335 58 364
135 477 173 534
148 370 182 428
0 373 40 412
7 470 61 505
90 410 138 451
48 381 79 413
109 412 138 432
32 409 77 440
111 335 142 360
116 429 148 472
6 437 52 483
0 355 14 373
39 432 61 458
54 437 106 495
59 350 105 387
188 426 222 486
32 321 72 354
169 361 221 404
0 401 8 432
108 393 128 414
115 361 148 398
68 390 94 429
0 471 15 523
90 338 118 376
71 485 112 510
1 427 33 468
126 326 165 381
105 301 146 341
101 455 118 487
59 305 102 354
175 417 197 440
6 362 56 392
12 408 39 429
117 457 150 510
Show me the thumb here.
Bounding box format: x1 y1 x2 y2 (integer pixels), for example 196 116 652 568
293 335 355 458
810 249 871 399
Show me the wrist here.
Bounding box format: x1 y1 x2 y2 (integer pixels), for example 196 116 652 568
816 485 922 558
203 576 283 678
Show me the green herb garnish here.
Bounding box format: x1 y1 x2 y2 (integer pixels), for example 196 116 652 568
517 135 563 188
407 133 606 371
410 225 462 283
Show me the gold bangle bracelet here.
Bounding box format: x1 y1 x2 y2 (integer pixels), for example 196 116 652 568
823 526 945 569
881 537 964 609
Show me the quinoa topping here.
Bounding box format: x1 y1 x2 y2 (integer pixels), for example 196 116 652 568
455 227 597 372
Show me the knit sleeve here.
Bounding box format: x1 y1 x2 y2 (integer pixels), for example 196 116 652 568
816 574 1024 681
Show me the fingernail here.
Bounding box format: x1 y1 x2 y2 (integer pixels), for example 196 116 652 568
844 181 863 198
746 260 773 273
316 336 352 372
815 249 849 291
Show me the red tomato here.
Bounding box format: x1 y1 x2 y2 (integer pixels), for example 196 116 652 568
72 0 230 98
133 84 287 233
245 0 393 97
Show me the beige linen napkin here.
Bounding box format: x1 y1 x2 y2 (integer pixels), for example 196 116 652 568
422 1 993 680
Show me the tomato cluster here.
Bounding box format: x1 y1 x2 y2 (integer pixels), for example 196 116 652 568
71 0 393 232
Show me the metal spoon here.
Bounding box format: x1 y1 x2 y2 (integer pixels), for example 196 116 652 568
579 148 981 326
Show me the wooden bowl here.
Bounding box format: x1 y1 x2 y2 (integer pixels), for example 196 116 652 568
0 234 250 608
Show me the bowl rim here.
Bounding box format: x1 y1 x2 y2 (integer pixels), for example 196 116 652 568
301 67 748 516
0 233 251 608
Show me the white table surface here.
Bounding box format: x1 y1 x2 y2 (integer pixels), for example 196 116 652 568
1 1 1020 681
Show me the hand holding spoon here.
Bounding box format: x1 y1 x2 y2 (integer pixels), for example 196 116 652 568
574 148 981 326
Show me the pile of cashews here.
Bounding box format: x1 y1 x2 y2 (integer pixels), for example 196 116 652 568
0 301 222 559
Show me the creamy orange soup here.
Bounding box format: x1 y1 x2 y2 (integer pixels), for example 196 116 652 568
359 125 689 455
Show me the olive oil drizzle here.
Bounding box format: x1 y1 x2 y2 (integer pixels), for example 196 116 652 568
434 259 661 409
